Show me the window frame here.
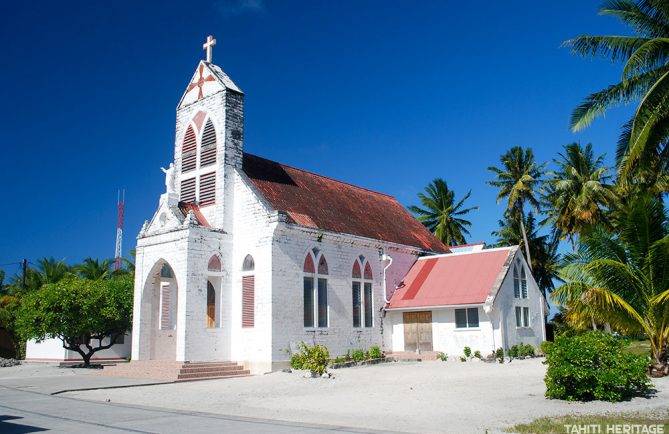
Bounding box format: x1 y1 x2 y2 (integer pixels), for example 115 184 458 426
303 250 329 329
242 254 255 328
179 115 218 206
515 306 531 328
351 257 374 329
454 307 480 329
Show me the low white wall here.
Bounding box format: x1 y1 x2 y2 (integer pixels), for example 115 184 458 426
26 335 131 362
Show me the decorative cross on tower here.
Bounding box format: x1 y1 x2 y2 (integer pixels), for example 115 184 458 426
203 35 217 63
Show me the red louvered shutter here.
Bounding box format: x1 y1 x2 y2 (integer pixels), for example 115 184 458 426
181 126 197 172
180 177 196 203
242 275 255 328
160 284 171 329
200 120 217 168
199 172 216 206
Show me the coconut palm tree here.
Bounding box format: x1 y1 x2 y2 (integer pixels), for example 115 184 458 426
409 178 478 246
564 0 669 184
543 143 617 246
488 146 546 268
75 258 112 280
553 193 669 375
492 213 560 296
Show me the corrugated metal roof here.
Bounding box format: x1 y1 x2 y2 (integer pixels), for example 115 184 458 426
242 153 448 253
388 247 516 309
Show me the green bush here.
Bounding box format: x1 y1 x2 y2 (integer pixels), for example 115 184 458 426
495 347 505 363
367 346 383 360
540 340 553 356
463 346 472 358
544 331 652 402
520 343 535 358
437 351 448 362
298 342 330 375
290 352 304 369
459 356 467 362
473 350 481 359
351 349 365 362
508 345 520 358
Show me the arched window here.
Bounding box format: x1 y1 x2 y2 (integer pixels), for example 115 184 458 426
303 249 328 328
159 263 176 330
242 255 255 328
179 115 217 206
200 119 217 167
513 264 520 299
520 267 528 299
352 257 374 328
181 126 197 173
206 281 216 328
208 255 221 272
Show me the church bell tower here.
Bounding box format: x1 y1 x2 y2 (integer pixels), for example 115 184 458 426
172 35 244 230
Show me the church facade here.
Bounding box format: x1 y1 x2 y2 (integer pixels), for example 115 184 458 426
131 52 448 374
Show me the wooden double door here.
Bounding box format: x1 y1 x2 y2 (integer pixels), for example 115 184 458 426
403 311 433 352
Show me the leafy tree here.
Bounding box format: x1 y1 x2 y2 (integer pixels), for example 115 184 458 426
543 143 617 246
553 194 669 375
563 0 669 185
409 178 478 246
492 213 560 296
16 275 133 367
75 258 112 280
488 146 546 267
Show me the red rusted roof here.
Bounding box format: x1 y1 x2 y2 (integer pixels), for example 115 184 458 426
242 153 448 252
387 248 515 309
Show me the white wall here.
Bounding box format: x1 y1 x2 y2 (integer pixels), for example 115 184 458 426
493 251 545 350
26 335 131 362
387 307 496 357
270 224 420 368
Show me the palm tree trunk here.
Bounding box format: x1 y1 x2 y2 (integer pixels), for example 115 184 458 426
519 215 532 271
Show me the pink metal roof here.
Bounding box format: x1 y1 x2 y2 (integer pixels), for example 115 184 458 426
387 248 515 309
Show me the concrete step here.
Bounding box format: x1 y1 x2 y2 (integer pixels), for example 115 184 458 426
179 365 245 374
181 362 239 369
177 369 250 380
175 373 252 382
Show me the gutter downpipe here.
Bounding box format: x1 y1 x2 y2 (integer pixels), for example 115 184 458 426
382 253 393 304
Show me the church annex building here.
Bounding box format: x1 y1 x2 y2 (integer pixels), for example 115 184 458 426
27 38 546 372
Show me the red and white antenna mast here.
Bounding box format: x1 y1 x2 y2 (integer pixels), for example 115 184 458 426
114 189 125 271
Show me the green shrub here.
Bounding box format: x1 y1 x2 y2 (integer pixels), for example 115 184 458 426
437 351 448 362
540 340 553 356
298 342 330 375
520 343 535 358
508 345 519 358
544 331 652 402
495 347 505 363
367 346 383 360
459 356 467 362
351 349 365 362
463 346 472 358
473 350 481 359
290 352 304 369
330 355 348 365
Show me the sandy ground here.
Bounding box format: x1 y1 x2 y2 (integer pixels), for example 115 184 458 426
62 358 669 434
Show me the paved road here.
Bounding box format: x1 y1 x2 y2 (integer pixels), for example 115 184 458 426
0 385 383 433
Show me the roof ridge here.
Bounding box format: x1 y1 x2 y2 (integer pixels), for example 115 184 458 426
244 152 395 199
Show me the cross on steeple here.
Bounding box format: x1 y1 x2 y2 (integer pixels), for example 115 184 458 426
203 35 217 63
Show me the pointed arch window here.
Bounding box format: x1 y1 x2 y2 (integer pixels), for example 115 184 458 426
352 257 374 328
242 254 255 328
208 255 221 272
206 281 216 328
513 265 520 299
179 114 217 206
520 267 528 299
304 250 328 328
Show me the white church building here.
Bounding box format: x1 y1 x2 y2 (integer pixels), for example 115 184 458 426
26 37 546 371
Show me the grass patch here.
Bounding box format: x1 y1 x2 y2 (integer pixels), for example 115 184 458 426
507 412 668 434
624 339 651 356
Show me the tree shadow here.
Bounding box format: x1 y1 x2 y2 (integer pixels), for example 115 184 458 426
0 415 48 433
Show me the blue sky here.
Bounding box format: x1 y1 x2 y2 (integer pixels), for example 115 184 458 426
0 0 634 273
